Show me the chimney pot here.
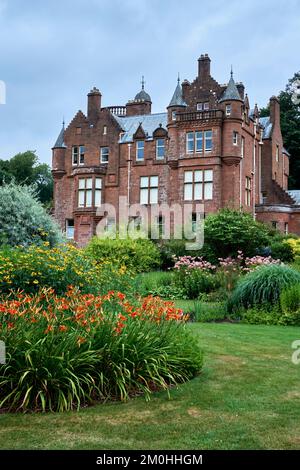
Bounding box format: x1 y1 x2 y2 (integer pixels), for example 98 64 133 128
198 54 211 81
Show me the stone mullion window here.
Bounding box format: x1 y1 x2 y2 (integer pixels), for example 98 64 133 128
72 146 85 165
140 176 158 205
186 130 213 154
245 176 251 206
184 170 213 201
78 177 102 208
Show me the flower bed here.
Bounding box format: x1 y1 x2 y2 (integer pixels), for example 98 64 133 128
0 288 202 412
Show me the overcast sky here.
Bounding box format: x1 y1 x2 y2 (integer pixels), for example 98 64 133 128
0 0 299 164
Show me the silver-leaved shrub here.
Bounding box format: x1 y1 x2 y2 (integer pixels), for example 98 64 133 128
0 183 63 247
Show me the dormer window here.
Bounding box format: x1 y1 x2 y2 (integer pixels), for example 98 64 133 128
156 139 165 159
72 145 85 165
197 102 209 111
225 104 231 116
136 141 144 161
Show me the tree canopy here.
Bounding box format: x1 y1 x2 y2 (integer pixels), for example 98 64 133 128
260 71 300 189
0 151 53 205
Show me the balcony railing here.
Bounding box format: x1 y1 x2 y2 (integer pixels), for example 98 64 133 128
177 109 223 122
107 106 127 116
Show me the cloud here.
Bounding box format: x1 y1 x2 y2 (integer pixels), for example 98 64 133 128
0 0 299 163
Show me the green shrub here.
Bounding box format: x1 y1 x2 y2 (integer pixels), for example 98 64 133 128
86 236 161 273
137 272 186 299
204 209 269 259
175 269 216 299
0 244 132 296
192 301 227 322
174 299 227 322
0 183 62 247
279 284 300 325
0 290 203 412
280 283 300 313
156 239 192 269
236 305 283 325
229 264 300 311
270 241 294 262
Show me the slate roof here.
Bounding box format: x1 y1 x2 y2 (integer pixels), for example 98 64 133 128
53 124 66 148
134 89 151 102
219 75 242 102
258 116 273 139
112 112 167 143
168 81 187 107
288 190 300 205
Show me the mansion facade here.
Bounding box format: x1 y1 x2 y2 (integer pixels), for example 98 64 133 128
52 54 300 245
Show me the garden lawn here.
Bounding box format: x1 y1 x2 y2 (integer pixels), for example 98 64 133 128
0 323 300 450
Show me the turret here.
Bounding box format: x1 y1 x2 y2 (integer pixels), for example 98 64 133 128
126 77 152 116
220 70 243 165
167 76 187 123
52 121 66 174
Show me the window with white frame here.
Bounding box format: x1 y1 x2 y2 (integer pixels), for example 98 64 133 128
78 177 102 208
233 131 238 145
94 178 102 206
203 102 209 110
184 170 213 201
195 131 203 153
196 103 203 111
156 139 165 159
245 176 251 206
186 132 194 153
276 144 279 162
136 141 144 161
241 137 245 158
225 104 231 116
103 125 107 135
204 130 212 151
78 178 92 207
100 147 109 163
72 146 85 165
65 219 74 239
186 130 213 154
140 176 158 204
285 222 288 234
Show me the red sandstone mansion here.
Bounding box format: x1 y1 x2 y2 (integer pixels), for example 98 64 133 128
52 54 300 245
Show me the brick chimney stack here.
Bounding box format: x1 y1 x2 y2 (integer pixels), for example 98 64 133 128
269 95 280 124
198 54 211 81
87 87 101 123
